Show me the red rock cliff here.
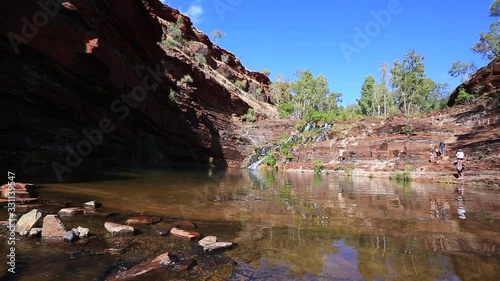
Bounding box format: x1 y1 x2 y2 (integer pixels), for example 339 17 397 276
0 0 276 181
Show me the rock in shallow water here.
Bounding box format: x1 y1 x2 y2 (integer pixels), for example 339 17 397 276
84 200 100 209
58 207 84 216
15 209 42 233
73 226 89 238
125 215 160 225
105 252 175 281
174 220 197 229
28 227 42 237
42 215 68 240
198 235 233 251
104 222 134 235
170 227 200 240
63 230 78 241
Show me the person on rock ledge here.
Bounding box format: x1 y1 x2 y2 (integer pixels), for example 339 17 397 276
455 149 465 179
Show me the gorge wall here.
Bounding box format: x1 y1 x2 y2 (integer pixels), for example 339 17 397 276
0 0 275 181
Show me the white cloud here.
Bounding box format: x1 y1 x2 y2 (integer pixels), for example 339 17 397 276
184 1 204 24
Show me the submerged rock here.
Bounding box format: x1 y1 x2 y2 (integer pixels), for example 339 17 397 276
104 222 134 235
198 236 233 251
174 220 197 229
151 222 173 236
105 252 175 281
170 227 200 240
125 216 160 225
58 207 84 216
42 215 68 239
15 209 42 233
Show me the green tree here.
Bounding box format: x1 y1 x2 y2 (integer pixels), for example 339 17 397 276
449 61 478 82
390 50 427 115
357 75 375 115
472 0 500 60
211 29 225 44
290 70 340 119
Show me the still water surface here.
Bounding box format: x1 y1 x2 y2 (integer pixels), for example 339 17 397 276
2 168 499 280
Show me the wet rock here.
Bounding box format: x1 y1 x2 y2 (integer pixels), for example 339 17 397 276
198 236 217 247
105 252 175 281
179 259 197 271
198 235 233 251
28 228 42 237
104 222 134 235
58 207 84 216
84 200 101 209
104 248 123 255
63 230 78 242
42 215 68 239
20 230 28 236
125 216 160 225
170 227 200 240
203 242 233 252
174 220 197 229
84 209 116 216
151 222 173 236
15 209 42 233
73 226 89 238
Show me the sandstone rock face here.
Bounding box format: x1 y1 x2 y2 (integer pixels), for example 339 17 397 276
170 227 200 240
0 0 275 180
105 252 174 281
104 222 134 235
125 216 160 225
42 215 68 239
15 209 42 233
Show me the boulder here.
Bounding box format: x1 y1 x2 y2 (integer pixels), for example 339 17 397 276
105 252 174 281
170 227 200 240
73 226 89 238
42 215 68 239
104 222 134 235
15 209 42 233
174 220 197 229
58 207 84 216
84 200 100 209
125 216 160 225
198 235 233 251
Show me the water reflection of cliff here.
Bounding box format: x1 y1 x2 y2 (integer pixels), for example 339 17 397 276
213 170 500 280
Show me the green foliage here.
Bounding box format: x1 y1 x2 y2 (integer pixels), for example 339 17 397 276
168 88 177 107
313 160 323 174
269 78 292 104
194 52 207 64
177 74 193 87
265 152 277 167
358 75 375 115
472 21 500 60
164 37 179 48
290 70 341 119
390 49 428 115
221 54 229 63
286 152 293 161
449 61 477 82
456 86 476 105
241 108 256 122
393 171 412 182
211 29 225 43
262 69 271 77
167 17 184 43
234 80 247 90
402 123 414 137
278 102 293 118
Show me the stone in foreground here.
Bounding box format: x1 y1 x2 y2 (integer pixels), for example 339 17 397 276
42 215 68 239
125 216 161 225
105 252 174 281
104 222 134 235
15 209 42 233
198 235 233 251
170 227 200 240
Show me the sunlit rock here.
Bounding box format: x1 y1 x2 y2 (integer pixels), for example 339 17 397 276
15 209 42 233
42 215 68 239
104 222 134 235
170 227 200 240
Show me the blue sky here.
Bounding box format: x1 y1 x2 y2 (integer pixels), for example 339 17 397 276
161 0 493 106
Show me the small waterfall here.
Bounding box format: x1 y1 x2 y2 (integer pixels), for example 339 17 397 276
248 156 267 169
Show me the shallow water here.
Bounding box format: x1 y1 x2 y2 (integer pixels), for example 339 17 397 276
1 168 500 280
